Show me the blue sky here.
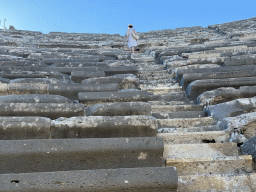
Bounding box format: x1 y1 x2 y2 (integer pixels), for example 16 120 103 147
1 0 255 35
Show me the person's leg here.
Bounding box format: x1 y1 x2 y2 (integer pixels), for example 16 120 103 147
132 46 134 54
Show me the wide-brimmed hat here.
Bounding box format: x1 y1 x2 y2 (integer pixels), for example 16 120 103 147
128 24 133 27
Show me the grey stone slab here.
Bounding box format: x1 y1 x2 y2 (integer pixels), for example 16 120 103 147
0 76 10 83
8 83 49 95
81 74 140 89
152 111 206 119
49 83 120 100
175 65 256 82
224 54 256 66
52 62 107 68
0 94 73 103
241 136 256 159
9 78 73 84
240 85 256 98
181 70 256 89
104 66 138 76
2 71 48 79
218 112 256 132
206 97 256 120
0 103 85 119
51 115 158 138
187 77 256 100
148 92 188 102
78 90 149 104
0 167 178 192
42 58 100 64
0 66 102 75
86 102 151 116
71 71 105 83
197 87 241 105
0 60 45 67
0 117 51 140
0 137 164 173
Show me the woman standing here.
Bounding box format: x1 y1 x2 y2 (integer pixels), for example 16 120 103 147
126 24 137 54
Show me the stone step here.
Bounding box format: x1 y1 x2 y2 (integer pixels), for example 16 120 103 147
6 83 120 100
0 94 74 103
187 76 256 100
157 131 229 144
51 115 158 138
166 155 253 176
139 79 177 85
163 143 239 160
148 100 195 106
0 66 138 76
180 70 256 89
158 125 220 133
0 167 178 192
175 65 256 82
158 116 215 128
148 91 188 102
0 137 164 174
78 90 149 105
86 102 151 116
151 104 203 113
178 173 256 192
152 111 206 119
0 103 85 119
71 71 105 83
9 78 74 84
0 116 51 140
140 86 182 94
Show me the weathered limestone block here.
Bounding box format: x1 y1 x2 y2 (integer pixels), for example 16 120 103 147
8 83 49 95
0 60 45 67
42 58 100 64
0 77 10 83
0 94 73 103
197 87 241 105
71 71 105 83
78 90 149 104
2 71 47 79
218 112 256 133
10 78 72 84
49 83 120 99
81 74 140 90
181 70 256 89
1 66 101 75
175 65 256 82
0 117 51 140
179 173 256 192
0 137 164 173
187 77 256 99
0 167 178 192
224 54 256 66
148 92 187 102
86 102 151 116
104 66 138 76
166 155 252 175
240 85 256 98
52 62 107 68
0 103 85 119
0 83 8 95
241 135 256 167
164 143 238 159
50 115 159 138
152 111 205 119
166 57 225 69
206 97 256 120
